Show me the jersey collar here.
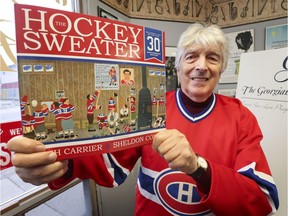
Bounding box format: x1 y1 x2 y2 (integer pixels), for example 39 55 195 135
175 89 216 123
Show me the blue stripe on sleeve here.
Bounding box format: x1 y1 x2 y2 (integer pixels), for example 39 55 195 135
138 167 156 195
107 154 128 185
239 168 279 210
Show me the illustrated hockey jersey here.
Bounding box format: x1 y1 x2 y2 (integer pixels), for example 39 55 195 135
87 90 99 114
49 90 279 216
59 104 75 120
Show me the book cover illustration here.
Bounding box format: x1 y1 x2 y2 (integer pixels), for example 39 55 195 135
14 4 166 159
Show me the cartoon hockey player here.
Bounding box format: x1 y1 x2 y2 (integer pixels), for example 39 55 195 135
151 95 157 106
159 95 165 106
119 104 129 123
21 95 27 117
123 124 131 133
50 101 64 139
33 102 49 140
128 96 136 126
21 95 36 139
59 97 75 138
86 89 101 132
109 66 117 85
107 97 119 128
97 113 108 130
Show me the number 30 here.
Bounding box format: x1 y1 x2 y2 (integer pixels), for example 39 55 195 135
147 36 160 52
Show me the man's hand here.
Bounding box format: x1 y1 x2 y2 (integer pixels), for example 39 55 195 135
7 136 68 186
152 129 198 174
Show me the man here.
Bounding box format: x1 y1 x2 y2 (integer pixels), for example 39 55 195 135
121 68 135 85
86 89 101 132
59 97 75 138
107 97 119 128
7 23 279 215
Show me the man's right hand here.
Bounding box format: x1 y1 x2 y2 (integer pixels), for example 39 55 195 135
7 136 69 186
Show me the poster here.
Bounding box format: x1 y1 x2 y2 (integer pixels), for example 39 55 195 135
14 4 166 159
236 48 287 216
219 29 254 84
265 24 288 50
0 121 23 170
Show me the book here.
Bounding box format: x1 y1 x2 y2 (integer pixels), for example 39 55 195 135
14 4 166 160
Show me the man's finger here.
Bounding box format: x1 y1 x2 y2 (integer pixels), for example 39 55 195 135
15 160 68 185
7 136 46 153
12 151 57 168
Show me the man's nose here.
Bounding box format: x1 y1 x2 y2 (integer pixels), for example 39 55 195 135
195 56 208 71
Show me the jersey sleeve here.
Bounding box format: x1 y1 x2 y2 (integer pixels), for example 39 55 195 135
203 105 279 215
49 146 142 190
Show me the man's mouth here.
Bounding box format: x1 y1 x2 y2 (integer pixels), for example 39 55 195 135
191 77 209 81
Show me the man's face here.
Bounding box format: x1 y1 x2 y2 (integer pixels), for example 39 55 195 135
124 72 131 80
177 44 222 102
64 98 70 104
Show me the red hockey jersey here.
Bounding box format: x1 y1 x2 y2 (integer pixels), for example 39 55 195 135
49 90 279 216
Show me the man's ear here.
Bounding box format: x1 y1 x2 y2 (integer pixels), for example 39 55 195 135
176 68 180 77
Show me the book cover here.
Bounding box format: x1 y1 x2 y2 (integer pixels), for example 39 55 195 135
14 4 166 159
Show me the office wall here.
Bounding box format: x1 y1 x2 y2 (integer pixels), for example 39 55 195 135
91 0 287 93
130 17 287 93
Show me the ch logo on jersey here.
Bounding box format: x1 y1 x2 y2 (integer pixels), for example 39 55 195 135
154 169 212 216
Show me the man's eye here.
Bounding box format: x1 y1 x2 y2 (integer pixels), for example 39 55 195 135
185 54 196 62
207 55 220 64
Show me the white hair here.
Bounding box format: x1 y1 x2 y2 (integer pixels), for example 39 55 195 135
175 23 229 73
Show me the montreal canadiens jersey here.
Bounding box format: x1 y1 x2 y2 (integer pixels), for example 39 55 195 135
49 90 279 216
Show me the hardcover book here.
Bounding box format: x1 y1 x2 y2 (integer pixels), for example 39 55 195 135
14 4 166 159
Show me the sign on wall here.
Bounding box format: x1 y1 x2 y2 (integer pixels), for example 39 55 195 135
265 24 288 50
220 29 254 83
236 48 288 216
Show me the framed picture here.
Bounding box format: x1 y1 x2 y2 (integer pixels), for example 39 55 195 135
21 63 55 73
219 29 254 84
97 6 118 20
265 24 288 50
55 90 65 99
